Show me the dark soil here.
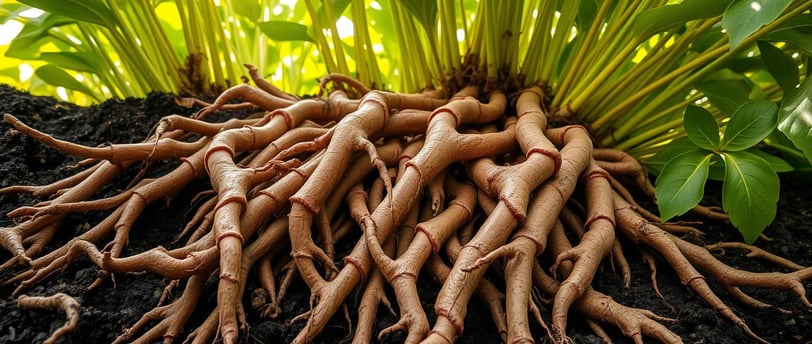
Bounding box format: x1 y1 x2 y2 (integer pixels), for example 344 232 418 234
0 84 810 344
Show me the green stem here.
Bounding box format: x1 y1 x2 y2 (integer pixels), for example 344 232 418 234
505 0 522 72
539 0 579 83
605 0 812 147
458 0 470 50
305 0 338 73
106 0 170 92
323 0 350 75
389 1 415 90
551 0 611 108
563 0 639 103
627 129 684 157
520 0 553 84
569 39 641 112
591 44 726 134
439 0 460 72
613 117 682 151
351 0 369 85
483 0 498 79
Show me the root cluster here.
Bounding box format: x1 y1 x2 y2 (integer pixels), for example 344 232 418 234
2 69 811 344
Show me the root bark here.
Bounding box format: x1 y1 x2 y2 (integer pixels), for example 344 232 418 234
1 71 809 343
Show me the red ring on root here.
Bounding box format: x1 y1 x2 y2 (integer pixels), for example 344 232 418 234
404 160 425 181
428 108 460 127
361 93 389 128
217 231 245 245
289 167 309 178
343 256 368 284
346 189 368 202
244 125 257 150
559 125 587 143
415 224 439 254
214 194 248 214
433 308 464 339
518 87 545 100
585 214 615 228
500 194 527 223
289 196 319 214
179 157 199 176
427 329 455 344
586 169 611 181
448 199 474 222
269 109 294 130
256 190 283 209
513 233 545 254
219 271 239 283
204 145 235 175
462 243 487 257
526 148 562 175
517 109 545 118
391 270 418 281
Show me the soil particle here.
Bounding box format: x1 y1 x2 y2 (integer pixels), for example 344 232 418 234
0 85 810 343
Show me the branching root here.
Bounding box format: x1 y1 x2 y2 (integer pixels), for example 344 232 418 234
1 70 808 344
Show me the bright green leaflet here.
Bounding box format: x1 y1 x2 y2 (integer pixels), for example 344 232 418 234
721 150 780 243
683 105 720 151
721 100 778 152
656 149 713 221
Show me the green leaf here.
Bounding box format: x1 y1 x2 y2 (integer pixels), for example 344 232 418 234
38 52 101 73
747 148 794 172
395 0 436 34
721 100 778 151
721 151 779 243
683 105 720 151
0 3 27 22
757 41 799 94
318 0 351 22
695 70 751 115
18 0 115 28
656 149 712 221
257 21 314 42
574 0 598 30
232 0 262 22
0 66 19 80
721 0 792 49
34 64 97 100
644 137 697 176
778 77 812 163
762 28 812 56
633 0 732 41
760 13 812 55
5 13 75 60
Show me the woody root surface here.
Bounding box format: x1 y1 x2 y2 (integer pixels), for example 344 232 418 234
1 72 811 344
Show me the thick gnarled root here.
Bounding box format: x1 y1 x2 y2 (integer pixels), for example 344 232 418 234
1 70 809 344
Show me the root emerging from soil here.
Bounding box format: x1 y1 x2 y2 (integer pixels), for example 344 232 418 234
2 70 811 344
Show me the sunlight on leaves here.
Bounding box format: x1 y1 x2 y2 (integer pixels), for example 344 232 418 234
778 78 812 162
722 0 792 48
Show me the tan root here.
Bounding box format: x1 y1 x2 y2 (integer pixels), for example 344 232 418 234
1 69 809 344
